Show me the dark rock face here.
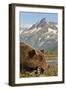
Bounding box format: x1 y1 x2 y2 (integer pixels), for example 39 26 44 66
20 42 48 72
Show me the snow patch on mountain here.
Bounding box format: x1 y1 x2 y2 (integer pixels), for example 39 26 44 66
20 18 58 52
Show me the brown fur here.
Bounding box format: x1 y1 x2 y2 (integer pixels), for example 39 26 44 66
20 42 48 70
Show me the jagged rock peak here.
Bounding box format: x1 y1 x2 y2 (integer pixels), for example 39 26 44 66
40 18 47 23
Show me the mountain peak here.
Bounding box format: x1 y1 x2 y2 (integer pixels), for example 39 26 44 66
40 18 46 23
29 18 47 30
20 17 58 52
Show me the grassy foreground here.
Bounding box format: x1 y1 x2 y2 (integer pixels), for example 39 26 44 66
20 51 58 78
20 64 58 78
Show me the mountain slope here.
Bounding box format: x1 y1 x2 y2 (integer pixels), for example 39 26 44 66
20 18 58 53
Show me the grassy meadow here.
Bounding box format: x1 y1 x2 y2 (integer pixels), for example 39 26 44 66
20 64 57 78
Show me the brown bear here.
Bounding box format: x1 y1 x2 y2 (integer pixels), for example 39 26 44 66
20 42 48 73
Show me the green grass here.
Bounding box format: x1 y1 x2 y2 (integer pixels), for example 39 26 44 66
41 50 58 60
20 64 58 78
44 51 58 60
43 64 58 76
45 55 57 60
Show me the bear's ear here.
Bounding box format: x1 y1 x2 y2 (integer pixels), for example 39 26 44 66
28 49 36 58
